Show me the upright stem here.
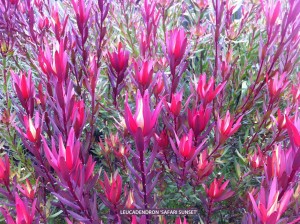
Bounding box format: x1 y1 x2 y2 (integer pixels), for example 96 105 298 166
163 151 170 169
85 91 96 162
238 58 265 115
182 161 186 184
139 150 148 209
67 180 94 223
206 198 213 224
139 146 150 223
245 102 274 152
208 143 220 159
214 0 219 78
2 56 13 140
34 146 71 220
3 56 9 108
263 130 281 152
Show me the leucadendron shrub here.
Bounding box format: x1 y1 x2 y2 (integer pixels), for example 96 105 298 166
0 0 300 223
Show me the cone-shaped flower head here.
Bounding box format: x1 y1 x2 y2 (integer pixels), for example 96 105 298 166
23 112 41 143
166 28 187 75
15 193 36 224
0 154 10 186
99 171 122 205
125 89 163 137
108 42 130 75
179 129 196 160
134 60 154 88
167 91 183 117
188 105 212 137
197 73 226 106
43 128 81 179
205 177 234 202
216 111 243 144
249 177 293 224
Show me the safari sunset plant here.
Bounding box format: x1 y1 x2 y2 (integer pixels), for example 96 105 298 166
0 0 300 223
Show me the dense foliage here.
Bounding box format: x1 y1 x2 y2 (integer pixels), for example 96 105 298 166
0 0 300 223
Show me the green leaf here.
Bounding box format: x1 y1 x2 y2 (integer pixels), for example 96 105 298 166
234 159 241 178
235 149 246 163
49 210 63 219
19 172 32 181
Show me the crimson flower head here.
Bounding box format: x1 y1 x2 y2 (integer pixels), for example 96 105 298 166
17 179 38 200
195 150 214 180
267 72 289 100
124 89 163 137
166 28 187 75
197 73 226 106
108 42 130 75
43 128 81 180
188 105 212 137
248 146 264 170
175 217 188 224
12 71 35 116
134 60 154 88
178 129 196 160
271 109 287 131
167 91 183 117
0 154 10 186
23 112 41 143
71 0 91 28
249 177 293 224
286 116 300 147
12 71 34 101
205 177 234 202
291 84 300 103
106 133 120 149
216 111 243 144
15 193 37 224
264 144 300 185
125 190 135 209
114 145 130 159
53 41 68 81
71 101 85 137
155 130 169 149
153 72 164 97
196 0 208 8
99 171 122 205
38 41 68 82
38 17 50 30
